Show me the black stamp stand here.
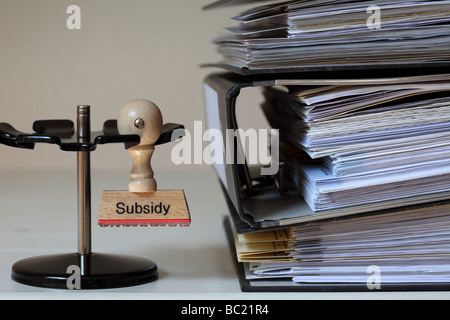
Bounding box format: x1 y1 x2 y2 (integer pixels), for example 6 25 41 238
0 105 184 289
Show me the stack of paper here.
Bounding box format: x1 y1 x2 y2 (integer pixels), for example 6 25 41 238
236 203 450 287
262 75 450 213
213 0 450 71
233 227 294 262
205 0 450 291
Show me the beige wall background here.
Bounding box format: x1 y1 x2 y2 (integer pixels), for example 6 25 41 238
0 0 267 173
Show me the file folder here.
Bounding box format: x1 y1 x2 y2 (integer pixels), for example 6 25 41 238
203 69 450 234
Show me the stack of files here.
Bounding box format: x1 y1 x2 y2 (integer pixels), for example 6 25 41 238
227 202 450 290
209 0 450 73
261 74 450 215
204 0 450 291
217 72 450 291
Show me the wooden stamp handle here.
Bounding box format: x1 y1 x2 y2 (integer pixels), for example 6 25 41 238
117 100 163 193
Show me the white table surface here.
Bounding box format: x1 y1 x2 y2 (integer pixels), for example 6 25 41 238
0 167 449 300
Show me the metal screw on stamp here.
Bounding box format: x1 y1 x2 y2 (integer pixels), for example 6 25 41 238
134 118 145 129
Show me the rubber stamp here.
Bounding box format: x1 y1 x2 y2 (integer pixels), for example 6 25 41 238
98 99 191 227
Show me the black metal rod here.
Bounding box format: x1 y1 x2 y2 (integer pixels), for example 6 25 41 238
77 106 92 274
